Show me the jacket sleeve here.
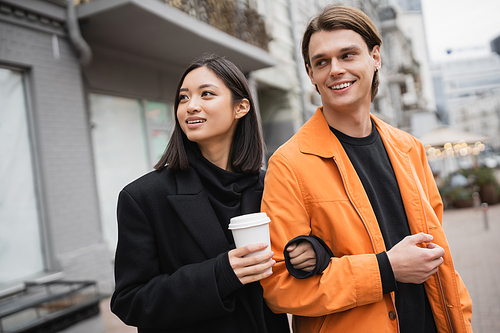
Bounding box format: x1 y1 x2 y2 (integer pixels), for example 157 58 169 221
284 235 333 279
110 189 242 329
260 151 383 317
417 141 473 329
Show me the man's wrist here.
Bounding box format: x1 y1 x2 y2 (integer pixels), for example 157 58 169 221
376 251 397 294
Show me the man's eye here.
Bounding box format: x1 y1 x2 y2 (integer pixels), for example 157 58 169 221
343 53 355 59
315 60 326 67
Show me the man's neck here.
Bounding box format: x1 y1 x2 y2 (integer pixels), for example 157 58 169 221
322 106 372 138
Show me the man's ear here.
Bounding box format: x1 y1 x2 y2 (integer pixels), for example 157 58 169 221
234 99 250 119
306 64 316 85
371 45 381 70
307 64 321 95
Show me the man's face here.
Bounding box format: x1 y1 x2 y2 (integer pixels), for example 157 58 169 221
307 29 380 114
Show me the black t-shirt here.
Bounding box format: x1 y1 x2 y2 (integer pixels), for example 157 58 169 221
330 123 437 333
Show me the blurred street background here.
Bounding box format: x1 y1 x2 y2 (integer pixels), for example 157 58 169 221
1 0 499 332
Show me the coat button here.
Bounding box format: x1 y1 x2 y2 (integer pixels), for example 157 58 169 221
389 311 397 320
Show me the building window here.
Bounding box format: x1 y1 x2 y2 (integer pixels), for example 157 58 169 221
89 94 173 252
0 67 44 285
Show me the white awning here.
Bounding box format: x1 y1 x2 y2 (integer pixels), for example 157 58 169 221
418 127 488 147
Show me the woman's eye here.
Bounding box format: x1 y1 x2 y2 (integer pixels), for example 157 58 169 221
179 94 188 101
201 91 214 97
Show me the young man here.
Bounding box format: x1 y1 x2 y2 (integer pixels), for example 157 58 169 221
260 5 473 333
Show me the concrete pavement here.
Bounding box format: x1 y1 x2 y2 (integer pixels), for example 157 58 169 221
442 204 500 333
100 204 500 333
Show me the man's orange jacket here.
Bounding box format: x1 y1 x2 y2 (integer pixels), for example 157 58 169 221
261 108 473 333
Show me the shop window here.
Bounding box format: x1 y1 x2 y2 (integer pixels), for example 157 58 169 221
0 68 44 285
89 94 173 252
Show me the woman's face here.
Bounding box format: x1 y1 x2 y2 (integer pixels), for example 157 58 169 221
177 66 247 151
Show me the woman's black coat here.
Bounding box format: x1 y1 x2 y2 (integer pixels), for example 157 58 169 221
110 167 289 333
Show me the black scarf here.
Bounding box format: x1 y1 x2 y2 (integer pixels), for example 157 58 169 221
185 140 260 244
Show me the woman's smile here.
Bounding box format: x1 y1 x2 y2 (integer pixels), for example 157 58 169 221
186 116 207 128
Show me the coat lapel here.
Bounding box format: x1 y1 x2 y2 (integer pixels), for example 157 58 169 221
167 168 231 259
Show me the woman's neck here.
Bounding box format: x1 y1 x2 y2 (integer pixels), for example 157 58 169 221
198 142 232 171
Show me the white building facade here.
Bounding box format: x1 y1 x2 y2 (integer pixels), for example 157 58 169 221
448 91 500 150
432 54 500 149
376 0 438 138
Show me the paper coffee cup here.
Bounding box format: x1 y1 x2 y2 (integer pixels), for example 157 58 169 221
228 212 271 259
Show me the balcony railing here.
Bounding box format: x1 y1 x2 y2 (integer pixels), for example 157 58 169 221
76 0 270 51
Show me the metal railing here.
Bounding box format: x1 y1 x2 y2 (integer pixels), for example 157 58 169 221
0 281 102 333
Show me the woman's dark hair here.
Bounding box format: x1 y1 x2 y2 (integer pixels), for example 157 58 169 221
155 54 264 173
302 5 382 102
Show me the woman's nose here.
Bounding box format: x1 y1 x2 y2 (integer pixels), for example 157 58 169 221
186 97 201 113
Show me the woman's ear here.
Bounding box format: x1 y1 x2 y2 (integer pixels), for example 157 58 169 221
234 99 250 119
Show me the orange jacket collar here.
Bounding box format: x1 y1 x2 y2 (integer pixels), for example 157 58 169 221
298 107 412 157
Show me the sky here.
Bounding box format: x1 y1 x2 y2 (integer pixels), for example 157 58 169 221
420 0 500 62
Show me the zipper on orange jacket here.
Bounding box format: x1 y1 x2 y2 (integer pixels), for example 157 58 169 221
409 158 454 333
333 156 400 333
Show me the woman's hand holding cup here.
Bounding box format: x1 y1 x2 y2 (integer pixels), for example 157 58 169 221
228 243 275 285
228 213 274 284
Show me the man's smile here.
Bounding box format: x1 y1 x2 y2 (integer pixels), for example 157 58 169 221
329 81 355 90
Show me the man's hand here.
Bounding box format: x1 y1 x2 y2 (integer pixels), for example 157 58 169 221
387 233 445 284
287 241 316 272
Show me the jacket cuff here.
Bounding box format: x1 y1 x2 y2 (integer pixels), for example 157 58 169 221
376 252 397 294
284 235 333 279
214 252 243 299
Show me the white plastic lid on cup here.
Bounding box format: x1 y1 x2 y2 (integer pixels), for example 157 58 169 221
228 212 270 230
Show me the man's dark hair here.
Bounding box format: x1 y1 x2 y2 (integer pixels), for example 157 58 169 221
302 5 382 101
155 54 264 173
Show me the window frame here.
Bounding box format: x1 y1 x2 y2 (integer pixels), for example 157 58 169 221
0 63 55 282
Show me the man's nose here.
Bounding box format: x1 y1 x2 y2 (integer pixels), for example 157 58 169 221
330 58 345 77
